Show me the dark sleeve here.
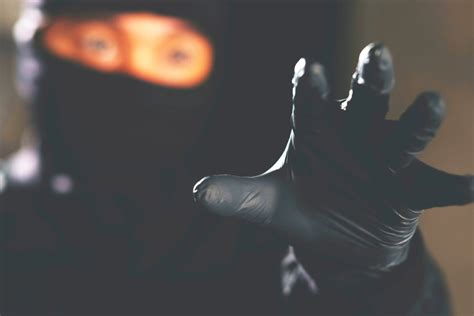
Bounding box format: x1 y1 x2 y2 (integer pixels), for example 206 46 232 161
285 231 452 315
0 187 62 315
366 232 452 316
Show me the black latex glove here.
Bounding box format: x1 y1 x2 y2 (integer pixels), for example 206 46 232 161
193 43 474 280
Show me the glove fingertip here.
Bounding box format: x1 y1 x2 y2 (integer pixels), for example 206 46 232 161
193 175 238 218
355 42 395 94
193 176 228 211
193 176 212 203
293 58 328 94
436 174 474 207
293 57 307 84
409 91 446 128
464 175 474 204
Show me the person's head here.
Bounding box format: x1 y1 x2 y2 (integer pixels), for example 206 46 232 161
15 0 339 192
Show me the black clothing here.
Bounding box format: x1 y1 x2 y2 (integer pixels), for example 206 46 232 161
0 158 451 315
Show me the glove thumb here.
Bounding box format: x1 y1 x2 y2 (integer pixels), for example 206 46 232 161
193 174 279 226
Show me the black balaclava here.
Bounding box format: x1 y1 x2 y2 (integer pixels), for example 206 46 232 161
18 0 339 191
18 0 225 193
16 0 339 270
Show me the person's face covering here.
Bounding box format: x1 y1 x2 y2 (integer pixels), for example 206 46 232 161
22 2 338 193
34 11 218 187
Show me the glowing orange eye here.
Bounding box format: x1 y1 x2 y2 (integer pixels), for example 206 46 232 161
75 22 122 72
168 50 190 65
82 32 114 56
126 31 213 88
43 18 123 72
117 13 214 88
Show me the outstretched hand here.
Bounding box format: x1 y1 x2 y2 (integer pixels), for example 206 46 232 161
193 43 474 274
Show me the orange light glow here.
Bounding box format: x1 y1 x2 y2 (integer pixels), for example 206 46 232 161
42 13 214 88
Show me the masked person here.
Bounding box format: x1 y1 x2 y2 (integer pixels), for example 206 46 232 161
1 1 473 315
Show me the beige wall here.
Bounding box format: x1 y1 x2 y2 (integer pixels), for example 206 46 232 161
0 0 20 36
0 0 27 158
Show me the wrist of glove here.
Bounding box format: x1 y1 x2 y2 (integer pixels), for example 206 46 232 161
193 43 474 288
291 231 432 315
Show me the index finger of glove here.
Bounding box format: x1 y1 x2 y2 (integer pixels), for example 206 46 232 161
291 58 329 132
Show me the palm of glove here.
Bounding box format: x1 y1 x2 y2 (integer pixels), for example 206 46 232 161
194 43 473 272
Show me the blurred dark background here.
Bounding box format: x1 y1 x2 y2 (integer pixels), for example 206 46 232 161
1 0 472 314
